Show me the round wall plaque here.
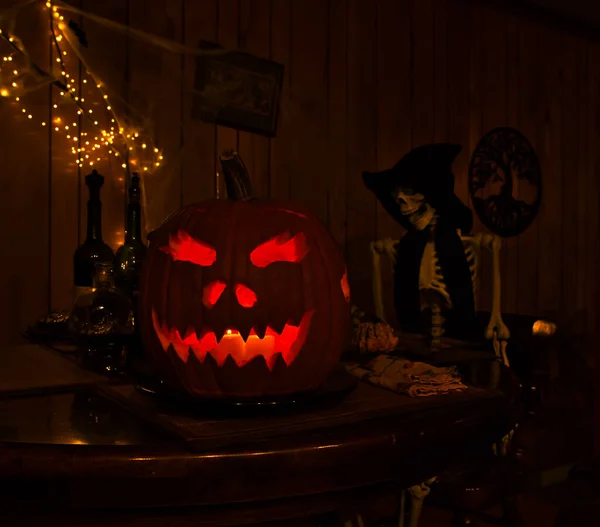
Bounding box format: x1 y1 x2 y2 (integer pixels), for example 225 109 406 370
468 127 541 238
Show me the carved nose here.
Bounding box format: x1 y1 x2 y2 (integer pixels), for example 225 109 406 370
202 281 226 308
235 284 257 308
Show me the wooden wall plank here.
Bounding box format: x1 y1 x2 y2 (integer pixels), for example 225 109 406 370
215 0 239 196
446 0 471 207
288 0 328 223
478 6 508 315
410 0 434 149
376 0 411 324
49 4 79 313
238 0 271 200
503 13 520 315
560 36 582 332
515 19 540 316
326 0 348 252
535 26 563 319
589 43 600 458
346 0 378 312
576 39 598 335
182 0 217 205
468 2 485 311
0 2 50 341
586 44 600 342
580 44 600 338
268 0 292 201
79 0 128 253
433 0 448 144
128 0 182 233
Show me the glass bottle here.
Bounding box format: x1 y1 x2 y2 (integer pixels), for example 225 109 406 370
73 169 114 303
114 172 147 299
68 262 134 375
112 173 159 390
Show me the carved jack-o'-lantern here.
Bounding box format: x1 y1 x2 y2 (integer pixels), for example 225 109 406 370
139 187 350 399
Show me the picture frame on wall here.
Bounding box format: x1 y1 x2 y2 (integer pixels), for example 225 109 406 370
193 40 284 137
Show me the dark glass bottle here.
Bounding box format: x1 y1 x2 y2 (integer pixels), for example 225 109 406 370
73 169 114 302
113 174 159 391
114 172 147 299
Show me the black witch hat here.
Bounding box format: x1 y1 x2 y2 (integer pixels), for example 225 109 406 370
363 143 473 233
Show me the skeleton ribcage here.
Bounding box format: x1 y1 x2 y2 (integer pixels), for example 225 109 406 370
420 238 479 310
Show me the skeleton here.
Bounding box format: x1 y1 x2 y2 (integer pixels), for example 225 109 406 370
369 189 512 527
370 188 510 363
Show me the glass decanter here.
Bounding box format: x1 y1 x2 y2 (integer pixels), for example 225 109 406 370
68 262 134 375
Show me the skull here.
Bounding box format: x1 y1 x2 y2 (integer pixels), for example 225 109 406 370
393 187 435 230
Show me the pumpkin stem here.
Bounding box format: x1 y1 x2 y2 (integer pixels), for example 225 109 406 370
219 150 253 201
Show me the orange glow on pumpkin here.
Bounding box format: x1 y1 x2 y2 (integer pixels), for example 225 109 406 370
235 283 257 307
151 308 315 369
203 280 227 308
340 268 350 302
160 230 216 266
250 231 309 268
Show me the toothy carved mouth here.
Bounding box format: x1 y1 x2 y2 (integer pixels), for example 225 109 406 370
151 309 315 370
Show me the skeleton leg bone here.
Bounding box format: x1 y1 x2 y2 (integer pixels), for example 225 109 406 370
407 477 437 527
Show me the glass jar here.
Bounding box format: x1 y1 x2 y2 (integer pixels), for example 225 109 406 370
68 262 134 375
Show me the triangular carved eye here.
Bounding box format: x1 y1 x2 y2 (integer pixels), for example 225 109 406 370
160 230 216 266
250 232 309 268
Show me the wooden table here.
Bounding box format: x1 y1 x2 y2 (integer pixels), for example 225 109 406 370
0 344 520 526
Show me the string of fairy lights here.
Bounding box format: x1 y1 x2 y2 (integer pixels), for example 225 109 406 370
0 0 164 176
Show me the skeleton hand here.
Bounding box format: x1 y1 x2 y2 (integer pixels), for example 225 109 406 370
371 238 397 266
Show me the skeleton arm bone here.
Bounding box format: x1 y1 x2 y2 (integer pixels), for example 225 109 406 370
481 234 510 365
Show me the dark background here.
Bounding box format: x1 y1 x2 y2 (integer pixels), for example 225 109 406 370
0 0 598 383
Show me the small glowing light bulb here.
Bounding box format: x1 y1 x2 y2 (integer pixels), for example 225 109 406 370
41 122 46 126
0 89 9 97
27 114 32 119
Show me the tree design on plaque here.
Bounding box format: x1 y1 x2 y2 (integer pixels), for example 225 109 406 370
468 127 541 237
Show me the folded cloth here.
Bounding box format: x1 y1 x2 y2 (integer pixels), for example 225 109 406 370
345 354 467 397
